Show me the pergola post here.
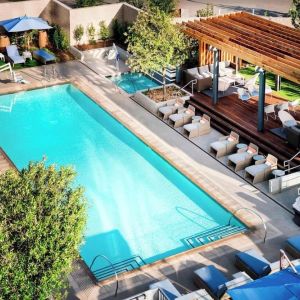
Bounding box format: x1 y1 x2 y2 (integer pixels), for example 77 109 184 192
275 75 281 91
258 68 266 132
212 48 219 105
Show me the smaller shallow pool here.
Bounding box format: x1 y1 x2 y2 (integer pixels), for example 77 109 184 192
109 72 161 94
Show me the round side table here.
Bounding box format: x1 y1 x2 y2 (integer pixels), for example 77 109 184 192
272 169 285 178
236 143 247 150
253 154 265 164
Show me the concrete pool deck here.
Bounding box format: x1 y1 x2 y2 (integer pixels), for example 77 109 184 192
0 60 299 300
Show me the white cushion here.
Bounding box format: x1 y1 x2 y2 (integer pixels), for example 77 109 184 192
187 67 199 76
194 73 204 79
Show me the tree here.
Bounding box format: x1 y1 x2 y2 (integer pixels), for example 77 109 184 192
126 7 188 99
0 161 87 299
86 23 96 44
148 0 178 14
125 0 145 9
73 24 84 45
289 0 300 28
99 21 110 40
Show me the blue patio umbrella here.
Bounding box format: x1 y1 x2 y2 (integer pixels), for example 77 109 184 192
227 265 300 299
0 16 51 32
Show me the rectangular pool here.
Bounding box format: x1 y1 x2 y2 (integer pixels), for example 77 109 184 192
108 72 161 94
0 84 245 280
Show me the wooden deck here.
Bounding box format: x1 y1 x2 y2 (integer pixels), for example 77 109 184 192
188 92 300 165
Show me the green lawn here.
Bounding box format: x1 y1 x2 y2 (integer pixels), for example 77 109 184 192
0 59 41 70
239 66 300 102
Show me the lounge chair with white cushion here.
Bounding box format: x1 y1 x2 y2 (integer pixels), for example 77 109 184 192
183 114 211 139
227 143 259 172
169 105 195 128
6 45 25 66
289 99 300 115
278 110 299 128
149 279 181 300
158 99 184 120
244 154 278 184
264 104 276 120
210 131 239 158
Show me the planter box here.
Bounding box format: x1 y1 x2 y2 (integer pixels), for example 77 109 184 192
133 84 191 114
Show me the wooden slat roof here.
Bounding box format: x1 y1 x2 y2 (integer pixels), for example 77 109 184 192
182 12 300 84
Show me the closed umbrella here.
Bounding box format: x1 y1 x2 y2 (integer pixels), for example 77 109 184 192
0 16 51 32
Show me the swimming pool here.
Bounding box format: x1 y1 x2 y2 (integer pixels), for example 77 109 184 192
0 84 246 280
109 72 161 94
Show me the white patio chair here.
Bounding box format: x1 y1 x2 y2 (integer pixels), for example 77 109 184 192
237 88 251 102
264 104 276 121
277 102 289 112
278 110 298 128
288 99 299 115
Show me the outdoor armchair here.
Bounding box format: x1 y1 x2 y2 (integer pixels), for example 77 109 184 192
6 45 25 66
244 154 278 184
237 88 251 102
289 99 300 115
227 143 259 172
168 105 195 128
264 104 276 121
158 99 184 120
278 110 299 128
210 131 239 158
183 114 211 139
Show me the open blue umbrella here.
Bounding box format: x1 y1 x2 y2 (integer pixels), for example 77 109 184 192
227 265 300 300
0 16 51 32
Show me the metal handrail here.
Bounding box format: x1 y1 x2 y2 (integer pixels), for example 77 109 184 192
127 293 147 300
173 79 197 96
284 150 300 173
228 207 267 243
89 254 119 297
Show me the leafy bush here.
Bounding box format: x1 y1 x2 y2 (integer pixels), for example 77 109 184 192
289 0 300 28
112 19 130 46
86 23 96 44
0 161 87 299
148 0 178 14
73 24 84 45
75 0 103 8
197 4 214 17
125 0 145 9
99 21 110 40
52 25 70 50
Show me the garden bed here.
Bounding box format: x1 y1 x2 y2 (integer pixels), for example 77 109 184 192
76 39 114 51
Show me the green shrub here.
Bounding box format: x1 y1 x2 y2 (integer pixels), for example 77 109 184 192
52 25 70 50
0 161 87 299
86 23 96 44
73 24 84 45
289 0 300 28
75 0 103 8
99 21 110 40
197 4 214 17
125 0 145 9
112 19 130 46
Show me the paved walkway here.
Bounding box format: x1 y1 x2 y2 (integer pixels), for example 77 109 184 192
0 59 299 300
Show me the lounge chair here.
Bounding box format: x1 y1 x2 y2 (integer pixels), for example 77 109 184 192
33 49 56 64
244 154 278 184
183 114 211 139
6 45 25 66
277 101 289 112
227 143 258 172
237 88 250 102
169 105 195 128
210 131 239 158
278 110 298 128
264 104 276 121
289 99 299 115
149 279 181 300
158 99 184 120
194 265 228 299
244 74 259 90
285 235 300 258
235 249 272 279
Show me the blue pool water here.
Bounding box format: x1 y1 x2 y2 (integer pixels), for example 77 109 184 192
109 72 161 94
0 84 245 278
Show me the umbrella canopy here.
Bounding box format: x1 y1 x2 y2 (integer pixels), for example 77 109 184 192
227 266 300 300
0 16 51 33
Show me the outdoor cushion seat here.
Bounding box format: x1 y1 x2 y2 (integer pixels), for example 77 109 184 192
149 279 180 300
245 164 268 176
228 152 249 165
6 45 25 66
33 49 56 64
194 265 228 299
235 249 271 279
169 113 185 122
286 235 300 258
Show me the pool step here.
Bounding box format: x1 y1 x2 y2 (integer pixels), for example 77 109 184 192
90 255 146 282
184 225 246 248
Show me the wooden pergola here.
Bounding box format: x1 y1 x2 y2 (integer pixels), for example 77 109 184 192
182 12 300 132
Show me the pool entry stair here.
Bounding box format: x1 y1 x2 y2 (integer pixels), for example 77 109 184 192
90 254 146 282
184 224 246 248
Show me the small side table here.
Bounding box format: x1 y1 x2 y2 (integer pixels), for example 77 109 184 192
253 154 265 165
272 169 285 178
0 53 4 61
236 143 247 150
22 51 32 61
192 115 201 123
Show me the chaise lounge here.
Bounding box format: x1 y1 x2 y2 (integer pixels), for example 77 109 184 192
235 249 272 279
227 143 258 172
194 265 228 299
149 279 181 300
6 45 25 66
169 105 195 128
33 49 56 64
158 99 184 120
183 114 211 139
210 131 239 158
244 154 278 184
285 235 300 258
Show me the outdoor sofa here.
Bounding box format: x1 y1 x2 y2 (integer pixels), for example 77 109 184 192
33 49 56 64
182 67 212 92
235 249 272 279
210 131 239 158
285 235 300 258
6 45 25 66
194 265 229 299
